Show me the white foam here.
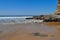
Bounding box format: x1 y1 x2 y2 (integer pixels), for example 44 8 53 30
0 16 32 24
0 16 33 19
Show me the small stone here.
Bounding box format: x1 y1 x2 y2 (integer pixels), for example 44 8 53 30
40 34 48 37
0 31 3 33
32 33 40 36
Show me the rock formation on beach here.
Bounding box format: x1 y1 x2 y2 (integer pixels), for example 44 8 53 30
26 0 60 22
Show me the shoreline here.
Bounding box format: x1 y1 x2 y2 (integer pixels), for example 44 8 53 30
0 23 58 40
45 22 60 26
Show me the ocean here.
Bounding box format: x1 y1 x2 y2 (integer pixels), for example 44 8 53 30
0 15 33 24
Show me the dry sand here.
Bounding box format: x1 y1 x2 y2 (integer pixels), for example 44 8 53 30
0 23 59 40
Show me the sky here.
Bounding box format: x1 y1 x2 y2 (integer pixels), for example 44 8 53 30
0 0 58 15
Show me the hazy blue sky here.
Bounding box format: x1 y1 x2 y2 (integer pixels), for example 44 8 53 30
0 0 58 15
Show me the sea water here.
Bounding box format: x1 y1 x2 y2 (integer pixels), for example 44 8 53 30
0 16 33 24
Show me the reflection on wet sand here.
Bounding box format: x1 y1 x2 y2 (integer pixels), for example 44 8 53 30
45 22 60 40
0 23 59 40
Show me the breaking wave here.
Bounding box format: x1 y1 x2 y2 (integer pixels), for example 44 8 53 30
0 16 33 24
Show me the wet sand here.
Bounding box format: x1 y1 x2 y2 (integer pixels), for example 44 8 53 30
45 22 60 40
45 22 60 26
0 23 59 40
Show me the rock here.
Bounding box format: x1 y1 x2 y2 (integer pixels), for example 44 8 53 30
40 34 48 37
32 32 48 37
32 33 40 36
0 31 3 33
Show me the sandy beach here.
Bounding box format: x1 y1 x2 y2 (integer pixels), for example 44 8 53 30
44 22 60 40
0 22 58 40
